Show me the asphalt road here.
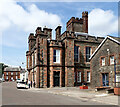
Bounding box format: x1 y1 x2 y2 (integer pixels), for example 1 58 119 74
2 82 116 106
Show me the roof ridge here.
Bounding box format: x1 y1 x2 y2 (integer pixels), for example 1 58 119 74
89 36 120 60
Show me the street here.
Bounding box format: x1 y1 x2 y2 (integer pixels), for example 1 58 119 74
1 82 118 106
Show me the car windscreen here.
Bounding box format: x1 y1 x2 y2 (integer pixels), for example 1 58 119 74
18 82 26 84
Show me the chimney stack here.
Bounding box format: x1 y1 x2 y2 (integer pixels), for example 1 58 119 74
82 11 88 33
43 27 52 40
36 27 42 34
55 25 62 40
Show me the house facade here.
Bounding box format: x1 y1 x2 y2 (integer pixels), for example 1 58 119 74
20 69 28 82
4 66 20 81
26 11 104 88
90 36 120 88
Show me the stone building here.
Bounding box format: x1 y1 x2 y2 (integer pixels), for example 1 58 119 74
90 36 120 88
20 69 28 82
4 66 20 81
26 11 104 88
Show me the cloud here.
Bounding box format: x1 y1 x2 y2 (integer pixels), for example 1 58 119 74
0 0 62 47
14 0 120 2
88 8 118 37
0 0 62 32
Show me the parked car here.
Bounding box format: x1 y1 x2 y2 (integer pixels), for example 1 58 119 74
12 79 15 82
17 81 28 89
16 79 21 83
0 78 5 82
0 78 2 83
2 78 5 82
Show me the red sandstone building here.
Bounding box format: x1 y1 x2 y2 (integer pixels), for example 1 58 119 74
3 67 20 81
26 11 104 88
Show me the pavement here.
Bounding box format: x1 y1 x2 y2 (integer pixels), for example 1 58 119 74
27 86 120 106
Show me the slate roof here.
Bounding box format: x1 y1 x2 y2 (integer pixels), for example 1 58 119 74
89 36 120 60
4 67 21 72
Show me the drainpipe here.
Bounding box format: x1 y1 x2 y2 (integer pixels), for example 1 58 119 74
114 59 116 87
33 54 34 83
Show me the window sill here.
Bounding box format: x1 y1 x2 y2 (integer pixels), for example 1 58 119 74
53 62 60 64
110 64 114 65
77 81 81 83
101 65 106 67
85 62 90 64
74 62 79 63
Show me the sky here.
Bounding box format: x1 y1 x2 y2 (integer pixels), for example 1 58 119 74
0 0 119 68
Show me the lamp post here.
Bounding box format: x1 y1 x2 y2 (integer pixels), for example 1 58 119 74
21 62 28 81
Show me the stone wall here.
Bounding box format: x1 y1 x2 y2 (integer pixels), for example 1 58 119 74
91 38 120 88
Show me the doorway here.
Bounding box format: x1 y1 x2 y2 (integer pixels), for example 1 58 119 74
53 71 60 87
102 73 109 86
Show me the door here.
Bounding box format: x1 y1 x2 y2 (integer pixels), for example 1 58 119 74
53 71 60 87
102 73 109 86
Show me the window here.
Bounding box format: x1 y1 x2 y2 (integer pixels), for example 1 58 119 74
116 74 120 82
86 47 91 62
74 72 76 82
87 72 90 82
6 72 8 75
32 54 35 67
11 77 13 80
53 50 60 63
35 52 37 65
77 72 81 82
11 72 13 75
116 73 120 87
16 72 18 75
28 57 29 68
6 76 8 80
42 38 43 44
32 54 34 67
42 50 43 58
110 56 114 65
16 76 18 79
74 46 79 62
101 57 105 66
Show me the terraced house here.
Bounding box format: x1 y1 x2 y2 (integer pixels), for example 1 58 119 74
26 11 104 88
4 66 20 81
